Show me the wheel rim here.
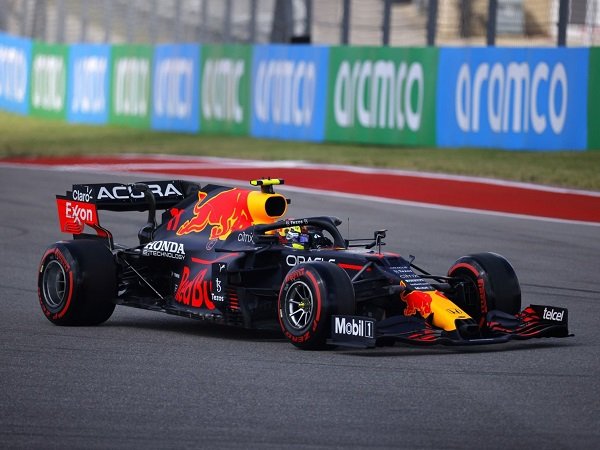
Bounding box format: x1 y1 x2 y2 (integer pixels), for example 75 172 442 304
284 280 314 331
42 260 67 312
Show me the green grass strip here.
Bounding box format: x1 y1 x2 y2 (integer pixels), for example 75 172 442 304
1 111 598 191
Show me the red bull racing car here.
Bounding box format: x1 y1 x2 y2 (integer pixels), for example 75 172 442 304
38 178 570 349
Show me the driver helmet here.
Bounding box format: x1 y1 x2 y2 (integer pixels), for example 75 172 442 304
280 225 309 249
279 224 333 249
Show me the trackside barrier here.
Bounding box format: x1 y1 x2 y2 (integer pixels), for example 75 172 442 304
67 44 111 124
437 47 589 151
251 44 329 142
588 48 600 150
0 32 31 115
30 41 68 120
67 44 110 124
326 46 438 146
109 44 153 129
201 44 252 135
151 43 200 133
0 32 597 151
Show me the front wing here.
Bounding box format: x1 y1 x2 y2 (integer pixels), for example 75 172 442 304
329 305 571 348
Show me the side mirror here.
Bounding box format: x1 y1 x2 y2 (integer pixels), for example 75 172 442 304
374 229 387 240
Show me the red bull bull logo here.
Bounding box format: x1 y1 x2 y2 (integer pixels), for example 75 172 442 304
401 291 433 318
177 189 253 240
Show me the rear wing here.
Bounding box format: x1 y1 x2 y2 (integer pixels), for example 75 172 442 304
66 180 199 211
55 180 199 236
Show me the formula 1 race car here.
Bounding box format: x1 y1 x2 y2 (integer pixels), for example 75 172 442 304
38 178 570 349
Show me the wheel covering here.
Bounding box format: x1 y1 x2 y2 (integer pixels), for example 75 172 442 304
448 252 521 324
37 240 116 326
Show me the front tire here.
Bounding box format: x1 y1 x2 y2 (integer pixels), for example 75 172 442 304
447 252 521 325
38 240 117 326
278 262 355 350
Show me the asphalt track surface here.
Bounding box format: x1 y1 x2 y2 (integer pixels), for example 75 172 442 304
1 164 599 449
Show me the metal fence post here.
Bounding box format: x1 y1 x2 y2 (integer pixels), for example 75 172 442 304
305 0 313 41
201 0 209 42
224 0 232 42
382 0 391 46
174 0 182 42
487 0 497 46
557 0 569 46
150 0 158 44
0 1 7 32
56 0 65 43
80 0 89 42
19 0 29 37
271 0 294 43
460 0 472 38
126 1 134 43
249 0 258 42
341 0 351 44
32 0 47 41
103 0 112 43
426 0 438 46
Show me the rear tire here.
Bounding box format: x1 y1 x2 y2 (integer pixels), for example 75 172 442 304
447 252 521 324
278 262 355 350
38 240 116 326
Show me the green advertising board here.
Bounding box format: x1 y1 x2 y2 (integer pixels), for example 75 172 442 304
29 41 68 120
326 46 438 146
588 48 599 150
200 44 251 135
109 44 152 128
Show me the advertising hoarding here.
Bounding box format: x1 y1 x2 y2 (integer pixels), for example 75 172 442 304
436 47 588 151
201 44 252 135
326 46 438 146
67 44 111 124
152 44 200 133
109 44 153 128
0 32 32 115
251 44 329 141
30 42 68 120
588 48 599 150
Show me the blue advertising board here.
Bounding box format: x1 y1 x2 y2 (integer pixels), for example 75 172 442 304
67 44 111 124
151 44 200 133
0 32 32 115
436 47 589 151
251 45 329 141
